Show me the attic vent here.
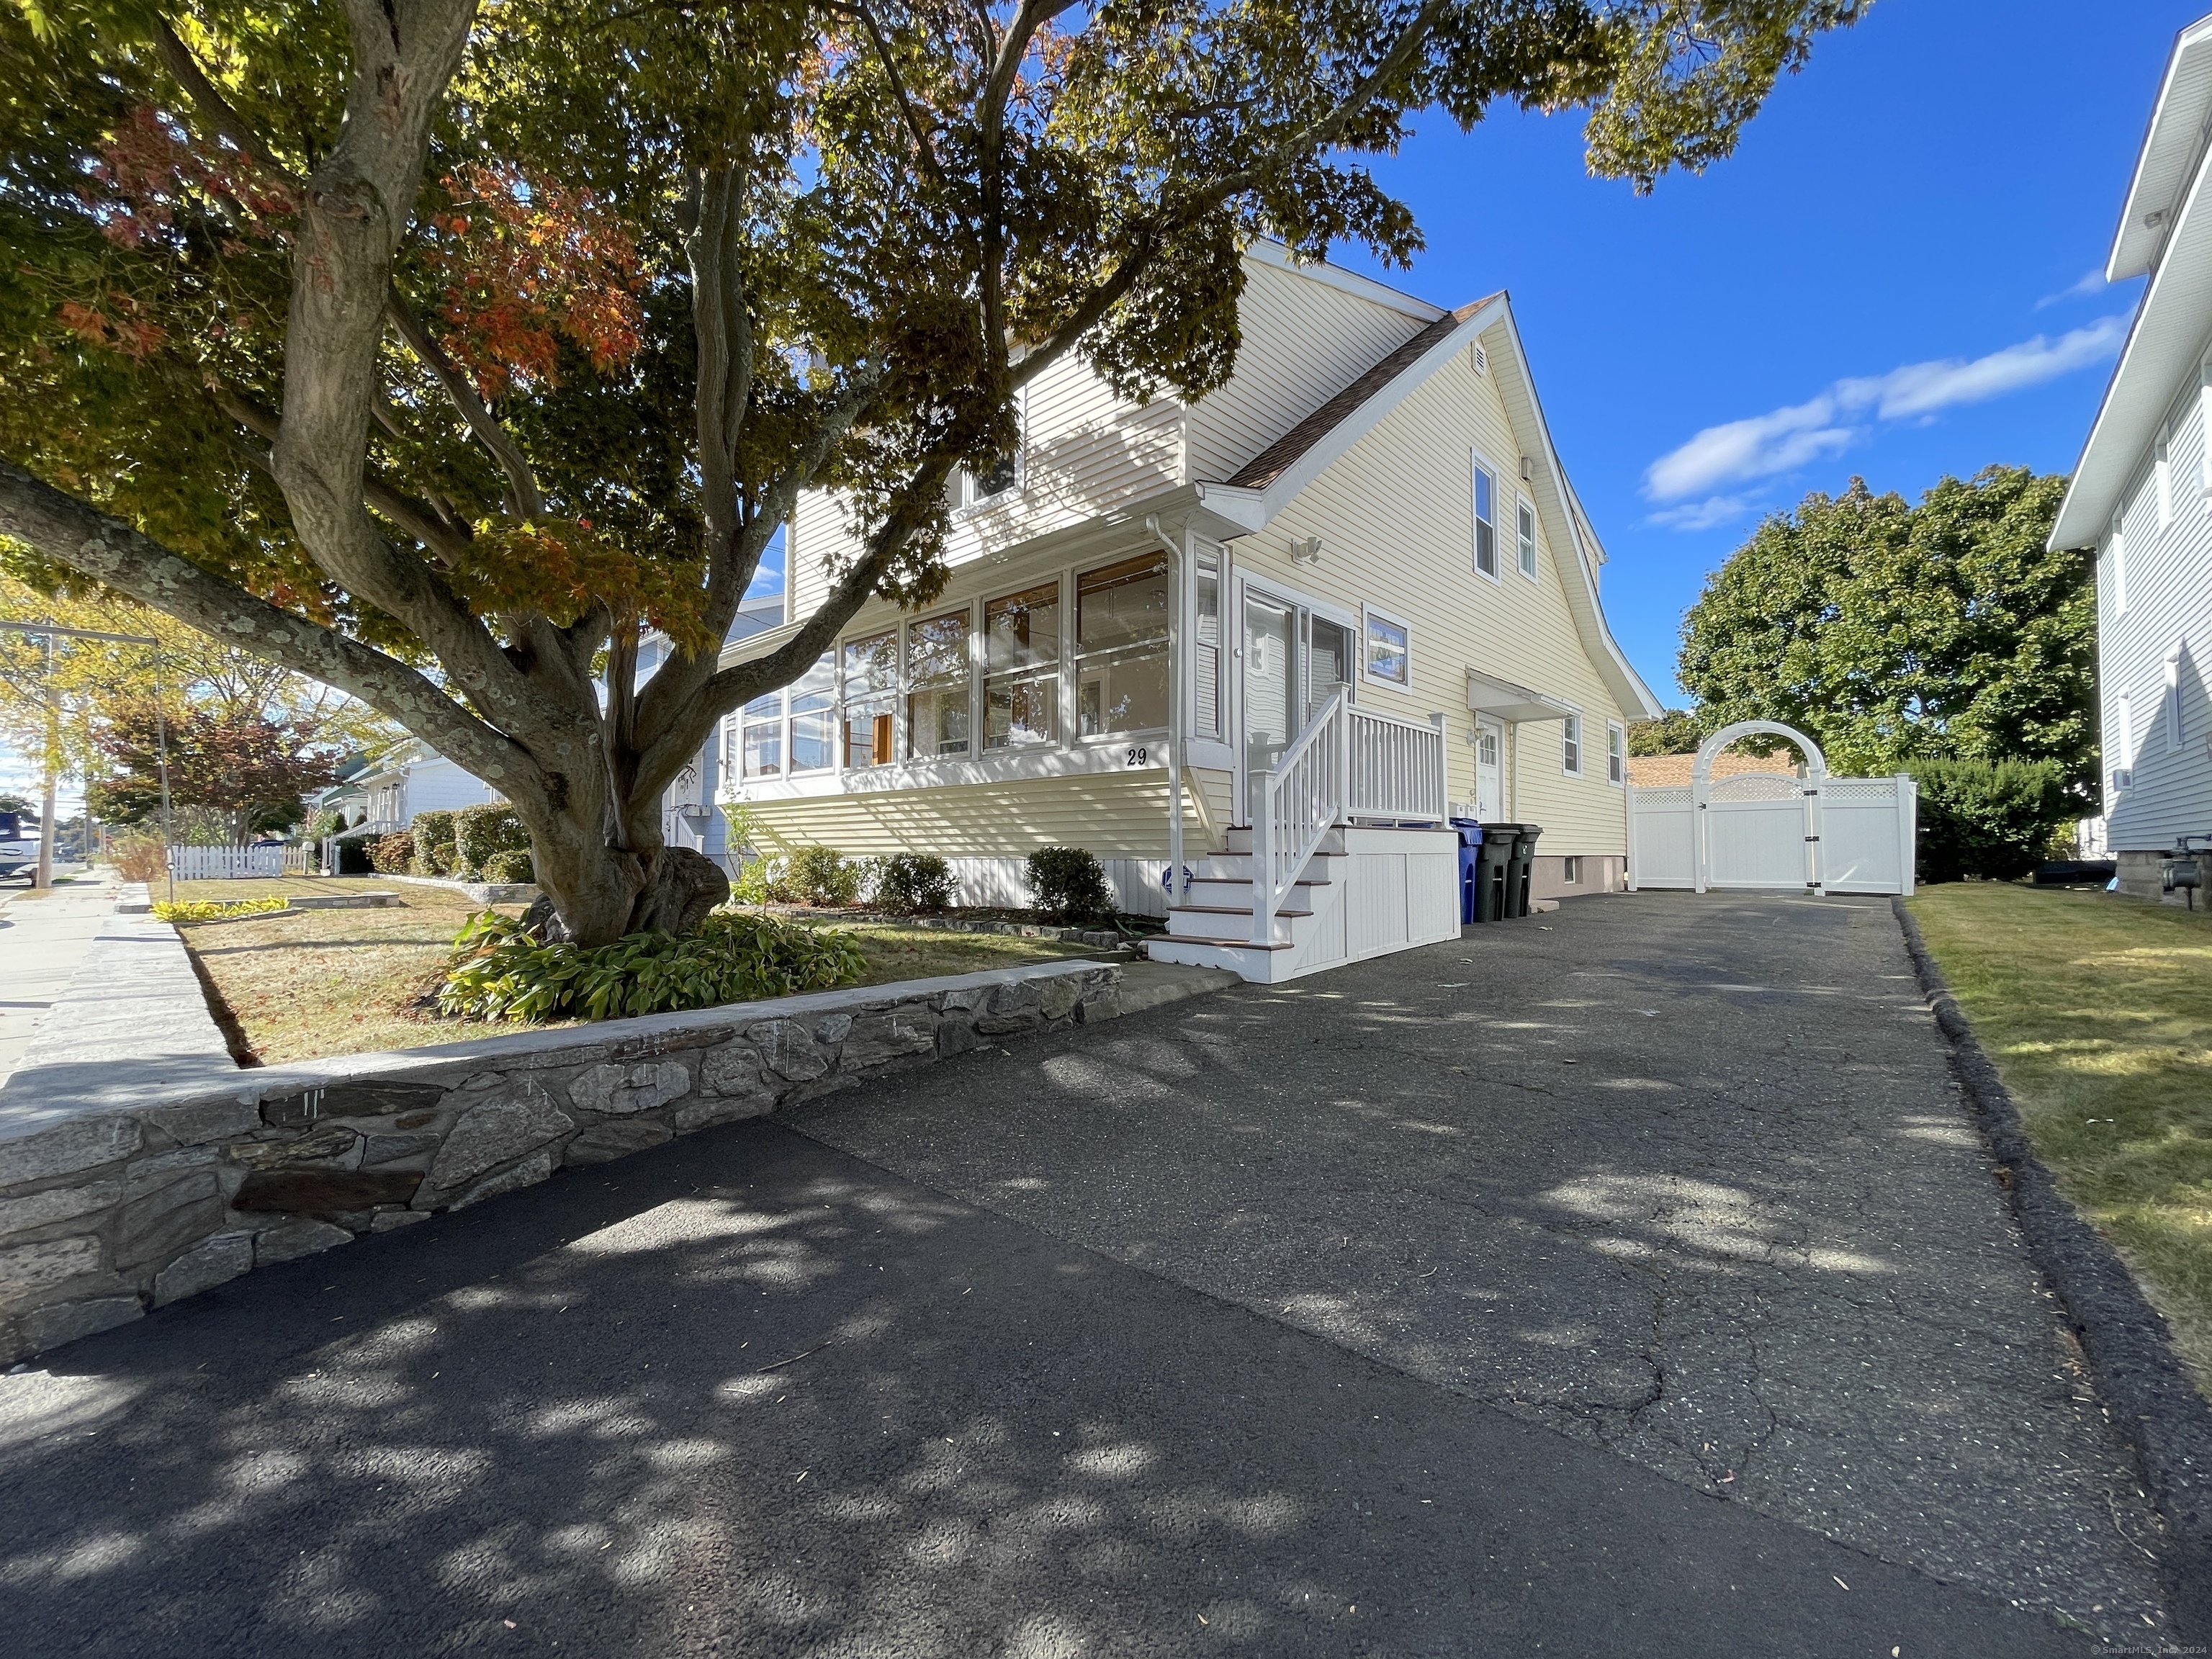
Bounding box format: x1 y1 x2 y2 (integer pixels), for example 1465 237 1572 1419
1470 343 1488 377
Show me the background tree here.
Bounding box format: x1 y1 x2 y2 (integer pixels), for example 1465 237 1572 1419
89 701 341 842
0 0 1867 943
1676 467 2096 803
1626 706 1705 756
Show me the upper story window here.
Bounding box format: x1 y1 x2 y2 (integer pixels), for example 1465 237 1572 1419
842 629 897 768
984 582 1061 750
1075 553 1169 736
1562 712 1583 775
1362 607 1411 690
906 608 973 760
1517 498 1539 580
954 390 1025 511
1607 721 1625 786
2110 509 2128 615
1472 455 1499 580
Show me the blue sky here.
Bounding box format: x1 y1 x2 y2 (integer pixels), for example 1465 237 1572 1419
1314 0 2198 706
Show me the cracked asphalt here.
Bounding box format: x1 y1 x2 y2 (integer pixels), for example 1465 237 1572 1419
791 891 2175 1645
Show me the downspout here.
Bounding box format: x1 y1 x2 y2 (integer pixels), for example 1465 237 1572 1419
1143 514 1184 909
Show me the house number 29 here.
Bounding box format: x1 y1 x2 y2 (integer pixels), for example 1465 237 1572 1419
1124 746 1150 767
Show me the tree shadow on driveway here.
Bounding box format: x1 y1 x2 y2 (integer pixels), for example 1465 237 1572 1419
0 1112 2092 1658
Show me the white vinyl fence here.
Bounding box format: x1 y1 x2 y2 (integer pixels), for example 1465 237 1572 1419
1625 721 1917 898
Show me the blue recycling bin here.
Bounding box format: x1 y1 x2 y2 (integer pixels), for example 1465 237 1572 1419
1450 819 1485 924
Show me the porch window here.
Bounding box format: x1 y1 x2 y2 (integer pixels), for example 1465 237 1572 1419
1472 454 1498 579
739 689 782 778
1607 721 1625 786
1076 552 1169 736
1563 712 1583 775
906 608 974 759
1192 550 1223 739
842 630 897 768
788 652 835 772
1362 607 1410 690
984 582 1060 750
1517 498 1539 580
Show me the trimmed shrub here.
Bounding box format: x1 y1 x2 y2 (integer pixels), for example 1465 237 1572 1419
873 853 956 914
481 848 536 885
439 907 867 1022
1028 846 1112 923
411 809 459 876
153 896 288 923
369 829 416 874
454 801 529 879
785 845 861 907
1906 759 2069 884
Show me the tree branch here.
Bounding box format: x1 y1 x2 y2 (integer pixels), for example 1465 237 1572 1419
0 462 541 802
1012 0 1450 390
383 284 545 520
153 15 305 186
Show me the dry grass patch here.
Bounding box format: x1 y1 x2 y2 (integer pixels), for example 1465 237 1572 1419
1907 882 2212 1398
172 878 1102 1064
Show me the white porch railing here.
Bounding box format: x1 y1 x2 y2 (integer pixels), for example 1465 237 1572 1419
1251 688 1348 945
1246 693 1449 947
1347 703 1448 824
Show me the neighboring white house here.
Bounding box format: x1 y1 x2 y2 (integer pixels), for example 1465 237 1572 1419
639 594 786 874
714 241 1663 978
331 740 500 837
2051 12 2212 899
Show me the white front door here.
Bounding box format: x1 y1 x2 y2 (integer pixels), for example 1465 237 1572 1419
1475 717 1503 819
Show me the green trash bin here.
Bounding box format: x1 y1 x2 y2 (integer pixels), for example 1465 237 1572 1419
1473 824 1519 922
1507 823 1543 917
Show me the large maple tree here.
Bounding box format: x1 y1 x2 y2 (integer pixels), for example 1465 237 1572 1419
0 0 1865 943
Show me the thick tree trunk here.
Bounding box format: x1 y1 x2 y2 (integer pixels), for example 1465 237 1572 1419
513 791 729 946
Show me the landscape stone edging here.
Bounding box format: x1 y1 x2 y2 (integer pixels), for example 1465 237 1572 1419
0 956 1125 1367
385 873 541 904
1892 896 2212 1642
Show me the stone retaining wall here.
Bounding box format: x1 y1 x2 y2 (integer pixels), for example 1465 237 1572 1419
0 958 1121 1364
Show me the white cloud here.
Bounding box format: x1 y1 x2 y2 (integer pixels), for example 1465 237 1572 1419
1646 493 1763 531
2036 268 2108 309
1642 315 2129 512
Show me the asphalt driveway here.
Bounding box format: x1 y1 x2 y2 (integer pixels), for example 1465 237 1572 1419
0 891 2166 1653
791 891 2174 1645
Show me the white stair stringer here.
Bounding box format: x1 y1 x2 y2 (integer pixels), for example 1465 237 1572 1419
1146 824 1464 984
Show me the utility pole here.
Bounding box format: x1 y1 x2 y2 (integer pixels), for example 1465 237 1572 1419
0 620 172 901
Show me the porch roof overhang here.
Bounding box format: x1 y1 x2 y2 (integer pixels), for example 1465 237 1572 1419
1466 670 1576 724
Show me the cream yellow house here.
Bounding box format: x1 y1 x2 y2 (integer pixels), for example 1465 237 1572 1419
717 243 1662 979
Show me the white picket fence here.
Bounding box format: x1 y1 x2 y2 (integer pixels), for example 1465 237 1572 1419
167 844 286 880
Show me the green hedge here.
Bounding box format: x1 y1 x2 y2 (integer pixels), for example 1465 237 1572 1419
1028 846 1112 923
411 809 459 876
369 830 416 874
481 848 536 885
439 908 866 1022
454 801 530 879
1906 759 2070 884
873 853 955 914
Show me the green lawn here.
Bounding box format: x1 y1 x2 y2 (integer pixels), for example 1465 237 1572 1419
1907 882 2212 1397
168 878 1098 1064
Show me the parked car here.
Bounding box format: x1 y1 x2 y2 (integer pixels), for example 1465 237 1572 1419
0 833 40 880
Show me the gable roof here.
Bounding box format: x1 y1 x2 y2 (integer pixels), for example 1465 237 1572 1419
1190 281 1663 721
1224 302 1493 490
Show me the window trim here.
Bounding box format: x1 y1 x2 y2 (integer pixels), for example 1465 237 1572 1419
1606 720 1625 787
1471 452 1501 583
1516 495 1539 582
2157 425 2175 529
2166 644 2185 751
1360 604 1414 692
1561 711 1583 777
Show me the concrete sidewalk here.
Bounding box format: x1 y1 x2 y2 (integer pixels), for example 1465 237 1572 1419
0 871 120 1090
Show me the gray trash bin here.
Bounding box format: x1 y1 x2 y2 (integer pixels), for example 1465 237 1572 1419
1473 824 1518 922
1506 823 1543 917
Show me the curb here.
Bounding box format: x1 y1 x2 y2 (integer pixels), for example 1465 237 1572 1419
1892 896 2212 1641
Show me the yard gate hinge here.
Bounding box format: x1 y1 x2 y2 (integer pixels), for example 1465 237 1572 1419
1804 835 1820 842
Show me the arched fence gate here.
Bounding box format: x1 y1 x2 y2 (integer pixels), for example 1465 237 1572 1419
1626 721 1918 897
